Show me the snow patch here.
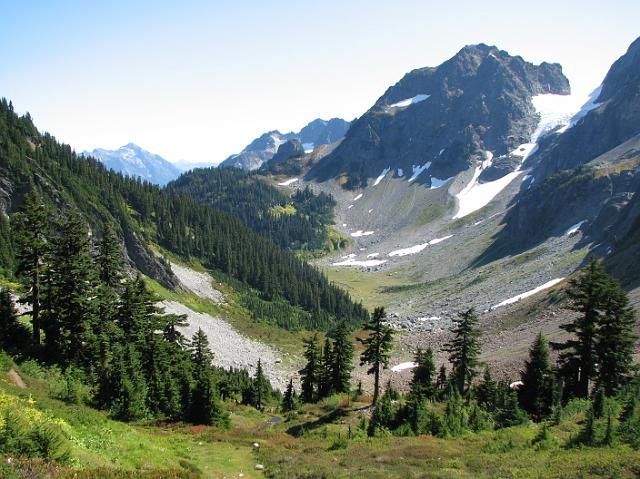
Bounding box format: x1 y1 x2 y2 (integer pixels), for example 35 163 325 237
278 178 298 186
348 205 354 209
388 235 453 257
367 253 380 258
302 142 315 153
351 230 374 237
408 162 431 183
392 362 418 372
387 94 430 110
439 148 445 156
353 193 363 201
373 167 391 186
565 220 586 236
430 176 453 189
332 257 387 267
492 278 565 309
397 168 404 177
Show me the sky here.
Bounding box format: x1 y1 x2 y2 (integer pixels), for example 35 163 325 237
1 0 638 165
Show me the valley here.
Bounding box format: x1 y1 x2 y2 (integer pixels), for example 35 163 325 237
1 9 639 477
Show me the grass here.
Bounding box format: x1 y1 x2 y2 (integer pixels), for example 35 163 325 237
415 201 454 227
0 367 263 479
323 267 410 309
3 365 640 479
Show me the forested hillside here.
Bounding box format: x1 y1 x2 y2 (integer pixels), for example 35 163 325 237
167 167 343 252
0 98 367 330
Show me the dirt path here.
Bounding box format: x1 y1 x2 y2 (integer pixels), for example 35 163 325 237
8 368 26 389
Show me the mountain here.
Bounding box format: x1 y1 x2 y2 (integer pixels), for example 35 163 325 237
85 143 182 185
173 159 218 171
219 117 350 170
480 36 640 264
308 43 569 189
0 99 368 330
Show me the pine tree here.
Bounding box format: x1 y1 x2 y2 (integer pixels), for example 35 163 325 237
409 348 436 401
282 378 296 412
13 190 49 345
595 279 637 395
359 306 394 405
330 321 354 394
444 309 482 395
253 358 270 410
519 333 554 420
300 335 319 402
110 344 148 421
556 259 610 398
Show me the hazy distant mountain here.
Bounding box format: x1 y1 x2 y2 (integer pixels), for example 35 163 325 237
219 118 350 171
173 160 218 172
85 143 181 186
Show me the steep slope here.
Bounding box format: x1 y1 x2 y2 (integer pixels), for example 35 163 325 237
481 35 640 261
166 167 343 252
85 143 182 185
308 43 569 189
0 98 368 330
219 118 350 170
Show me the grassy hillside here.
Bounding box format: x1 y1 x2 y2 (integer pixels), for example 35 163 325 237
2 361 639 479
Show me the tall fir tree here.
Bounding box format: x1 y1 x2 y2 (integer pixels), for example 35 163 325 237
300 335 319 403
45 212 97 366
13 190 49 345
595 279 637 395
317 337 334 400
409 348 437 401
444 309 482 395
253 358 270 410
359 306 394 405
475 367 498 410
556 259 610 398
330 321 354 394
519 333 554 420
281 378 296 412
189 328 228 426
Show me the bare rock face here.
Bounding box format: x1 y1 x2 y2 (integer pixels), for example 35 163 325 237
269 139 305 164
308 43 570 189
123 226 180 290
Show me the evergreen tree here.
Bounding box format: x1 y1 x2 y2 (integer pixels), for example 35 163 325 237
475 367 498 410
330 321 354 393
409 348 436 401
0 287 29 353
444 309 482 395
556 259 610 398
300 335 319 402
317 337 334 400
110 344 148 421
436 365 448 393
281 378 296 412
97 226 123 287
367 387 395 436
189 329 229 426
253 358 270 410
359 306 394 405
519 333 554 420
45 212 97 366
595 279 637 395
13 190 49 345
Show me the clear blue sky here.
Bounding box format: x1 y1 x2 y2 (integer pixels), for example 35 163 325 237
1 0 638 164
